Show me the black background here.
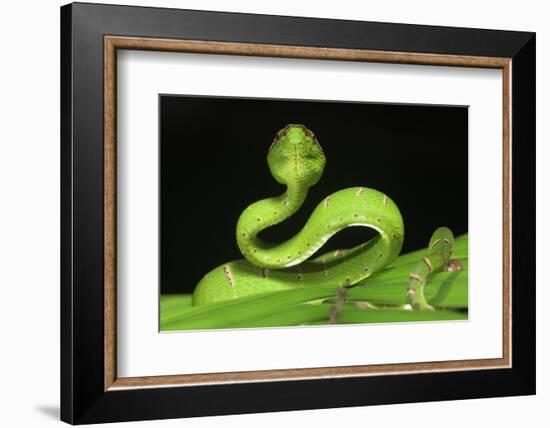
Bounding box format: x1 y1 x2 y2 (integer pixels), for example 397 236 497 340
160 95 467 295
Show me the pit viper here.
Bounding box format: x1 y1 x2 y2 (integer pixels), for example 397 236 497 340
192 124 455 307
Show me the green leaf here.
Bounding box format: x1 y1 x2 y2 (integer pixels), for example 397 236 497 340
347 268 468 308
336 305 467 324
161 286 339 331
159 294 193 323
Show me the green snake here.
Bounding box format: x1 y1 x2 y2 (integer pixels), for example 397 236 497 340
407 227 462 310
192 124 456 307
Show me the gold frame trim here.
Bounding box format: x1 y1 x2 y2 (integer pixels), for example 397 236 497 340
104 36 512 391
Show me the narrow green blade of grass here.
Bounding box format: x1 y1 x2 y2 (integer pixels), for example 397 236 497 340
160 294 193 320
161 285 339 331
337 305 467 324
228 304 330 329
347 269 468 308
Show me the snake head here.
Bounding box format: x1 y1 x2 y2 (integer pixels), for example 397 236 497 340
267 124 326 188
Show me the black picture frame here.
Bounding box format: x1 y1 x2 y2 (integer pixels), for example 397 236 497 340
61 2 535 424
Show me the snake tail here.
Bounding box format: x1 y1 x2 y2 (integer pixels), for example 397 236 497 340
407 227 463 310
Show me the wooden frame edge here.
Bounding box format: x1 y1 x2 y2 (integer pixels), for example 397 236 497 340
106 35 511 68
104 37 117 390
110 357 508 390
103 35 513 391
502 61 513 369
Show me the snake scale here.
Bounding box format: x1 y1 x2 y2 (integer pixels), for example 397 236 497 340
192 124 457 308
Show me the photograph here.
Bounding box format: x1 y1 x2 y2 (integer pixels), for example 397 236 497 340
159 95 469 331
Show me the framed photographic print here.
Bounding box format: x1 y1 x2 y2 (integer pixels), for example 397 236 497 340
60 2 535 424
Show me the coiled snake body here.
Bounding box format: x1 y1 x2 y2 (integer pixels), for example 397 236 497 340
192 124 455 307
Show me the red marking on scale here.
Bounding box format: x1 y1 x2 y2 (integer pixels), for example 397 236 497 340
223 265 235 286
409 273 424 284
447 260 464 272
